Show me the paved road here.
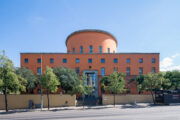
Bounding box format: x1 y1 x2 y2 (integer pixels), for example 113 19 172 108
0 105 180 120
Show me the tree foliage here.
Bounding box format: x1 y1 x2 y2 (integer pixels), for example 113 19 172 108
0 50 27 112
16 67 37 91
101 72 126 94
53 66 79 93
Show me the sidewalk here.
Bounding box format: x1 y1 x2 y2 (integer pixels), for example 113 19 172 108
0 103 154 114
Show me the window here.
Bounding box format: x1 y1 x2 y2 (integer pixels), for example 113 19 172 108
114 67 118 72
25 58 28 63
139 58 143 63
152 58 156 63
152 67 156 73
101 58 105 63
89 45 93 53
99 46 102 53
101 67 105 76
75 67 80 74
126 67 130 76
63 58 67 63
126 58 131 63
37 67 41 75
50 58 54 63
139 67 143 75
88 58 92 63
80 46 83 53
37 58 41 63
114 58 118 63
73 48 75 53
76 58 80 63
107 48 110 53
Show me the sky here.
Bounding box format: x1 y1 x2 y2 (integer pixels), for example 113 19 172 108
0 0 180 71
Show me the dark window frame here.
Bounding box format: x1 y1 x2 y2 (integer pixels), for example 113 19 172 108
50 58 54 63
76 58 80 63
24 58 28 63
114 58 118 63
37 58 41 63
63 58 67 63
88 58 92 63
101 58 105 63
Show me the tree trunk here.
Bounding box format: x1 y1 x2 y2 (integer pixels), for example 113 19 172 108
4 88 8 112
40 86 43 110
114 93 115 107
47 91 50 110
150 91 155 104
83 96 85 109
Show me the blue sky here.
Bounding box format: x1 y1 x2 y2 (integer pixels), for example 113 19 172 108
0 0 180 71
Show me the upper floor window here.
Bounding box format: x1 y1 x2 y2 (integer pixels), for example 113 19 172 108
99 46 102 53
152 67 156 73
73 48 75 53
75 67 80 75
76 58 80 63
24 58 28 63
101 67 105 76
101 58 105 63
139 58 143 63
126 67 130 76
152 58 156 63
107 48 110 53
139 67 143 75
37 67 41 75
50 58 54 63
89 45 93 53
114 58 118 63
88 58 92 63
126 58 131 63
63 58 67 63
114 67 118 72
80 46 83 53
37 58 41 63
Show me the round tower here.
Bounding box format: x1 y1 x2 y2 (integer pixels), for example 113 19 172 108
66 29 117 53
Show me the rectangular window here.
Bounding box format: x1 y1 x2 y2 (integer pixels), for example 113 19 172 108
114 67 118 72
101 58 105 63
80 46 83 53
114 58 118 63
99 46 102 53
76 58 80 63
152 67 156 73
139 67 143 75
50 58 54 63
25 58 28 63
139 58 143 63
152 58 156 63
63 58 67 63
107 48 110 53
75 67 80 74
126 67 130 76
88 58 92 63
73 48 75 53
37 58 41 63
89 45 93 53
126 58 131 63
101 67 105 76
37 67 41 75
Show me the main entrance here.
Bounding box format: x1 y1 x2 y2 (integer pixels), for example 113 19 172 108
82 70 98 105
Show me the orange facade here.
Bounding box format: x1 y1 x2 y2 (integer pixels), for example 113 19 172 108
20 30 159 96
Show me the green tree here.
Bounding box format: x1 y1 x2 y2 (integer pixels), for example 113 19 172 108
53 67 79 93
136 72 170 104
164 71 180 89
101 72 126 107
0 51 26 112
40 66 60 110
16 67 37 93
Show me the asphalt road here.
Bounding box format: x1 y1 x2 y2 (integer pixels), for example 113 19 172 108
0 105 180 120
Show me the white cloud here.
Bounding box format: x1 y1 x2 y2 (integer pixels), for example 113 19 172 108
160 53 180 71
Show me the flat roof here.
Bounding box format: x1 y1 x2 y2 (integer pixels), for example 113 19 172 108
21 52 160 54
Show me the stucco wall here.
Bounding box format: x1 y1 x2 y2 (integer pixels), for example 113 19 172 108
102 94 153 105
0 94 76 110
